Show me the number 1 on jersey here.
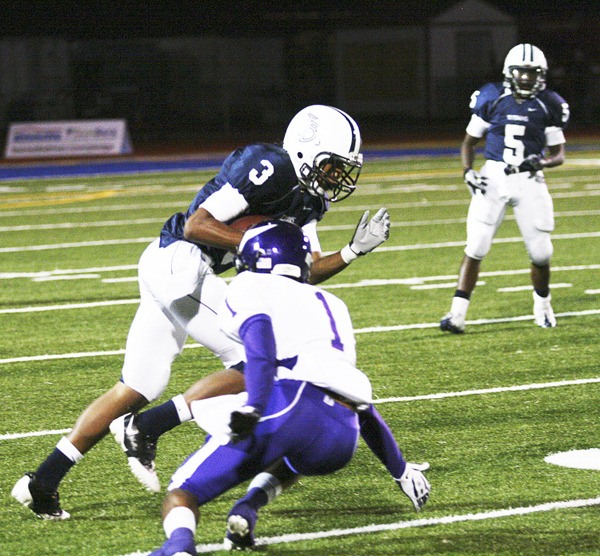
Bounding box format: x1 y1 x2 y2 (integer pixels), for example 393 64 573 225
315 292 344 351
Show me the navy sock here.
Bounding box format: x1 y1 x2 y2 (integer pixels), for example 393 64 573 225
165 527 195 555
237 487 269 512
454 289 471 300
35 449 75 491
534 287 550 298
136 399 181 440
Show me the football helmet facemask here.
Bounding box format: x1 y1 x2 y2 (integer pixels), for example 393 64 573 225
503 43 547 99
283 105 363 202
235 220 313 283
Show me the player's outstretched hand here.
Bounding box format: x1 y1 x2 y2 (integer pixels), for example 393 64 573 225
348 208 390 257
397 462 431 511
464 169 488 195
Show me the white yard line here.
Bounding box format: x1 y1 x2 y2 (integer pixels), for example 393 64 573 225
1 181 599 219
0 264 138 279
154 497 600 555
0 299 140 313
2 265 599 310
0 201 185 217
1 230 599 254
374 376 600 404
0 237 155 253
4 375 598 441
2 209 600 233
0 218 165 231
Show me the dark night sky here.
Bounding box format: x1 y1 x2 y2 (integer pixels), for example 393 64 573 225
1 1 598 40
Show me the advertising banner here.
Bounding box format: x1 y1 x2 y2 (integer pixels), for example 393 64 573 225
4 119 132 159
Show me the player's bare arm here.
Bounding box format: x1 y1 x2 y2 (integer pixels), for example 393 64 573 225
539 143 565 169
307 250 348 285
460 133 480 171
183 207 244 251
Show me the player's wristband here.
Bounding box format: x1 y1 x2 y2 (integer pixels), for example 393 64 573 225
341 244 359 264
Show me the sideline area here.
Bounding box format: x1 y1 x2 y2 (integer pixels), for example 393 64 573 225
1 129 598 181
0 144 462 181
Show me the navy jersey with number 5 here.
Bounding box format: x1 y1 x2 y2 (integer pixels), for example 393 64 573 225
468 83 569 164
160 143 328 274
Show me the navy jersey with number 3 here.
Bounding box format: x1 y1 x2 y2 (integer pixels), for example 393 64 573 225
160 143 327 273
469 83 569 164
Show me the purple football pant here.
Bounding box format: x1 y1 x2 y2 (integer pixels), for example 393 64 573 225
170 379 359 505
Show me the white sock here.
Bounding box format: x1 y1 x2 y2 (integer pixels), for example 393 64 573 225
57 436 84 463
164 506 196 538
450 296 470 319
172 394 193 423
533 291 551 303
247 472 282 503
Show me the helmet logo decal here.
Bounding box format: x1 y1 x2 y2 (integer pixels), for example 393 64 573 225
238 222 278 252
299 113 320 145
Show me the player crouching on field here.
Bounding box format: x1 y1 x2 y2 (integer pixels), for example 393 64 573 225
148 220 430 556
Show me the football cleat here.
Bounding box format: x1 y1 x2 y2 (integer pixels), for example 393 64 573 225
397 462 431 511
11 472 70 520
440 312 465 334
110 413 160 492
533 291 557 328
223 503 258 551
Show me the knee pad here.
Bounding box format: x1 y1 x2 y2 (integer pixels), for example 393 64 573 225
527 234 553 266
465 221 494 260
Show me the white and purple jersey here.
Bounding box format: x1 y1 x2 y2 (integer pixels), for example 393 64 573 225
170 272 371 501
170 274 408 505
160 143 328 274
466 83 569 166
219 271 373 410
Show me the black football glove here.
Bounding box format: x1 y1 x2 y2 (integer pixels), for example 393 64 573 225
518 154 543 173
463 169 488 195
229 405 260 443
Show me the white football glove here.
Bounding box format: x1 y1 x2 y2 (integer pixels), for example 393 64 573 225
464 168 488 195
397 462 431 511
341 208 390 263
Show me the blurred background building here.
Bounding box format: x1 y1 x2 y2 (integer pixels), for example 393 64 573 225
0 0 598 152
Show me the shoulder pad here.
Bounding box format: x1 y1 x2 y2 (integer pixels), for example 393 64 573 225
469 82 505 112
538 89 570 128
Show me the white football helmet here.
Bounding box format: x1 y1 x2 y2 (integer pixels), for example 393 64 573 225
283 105 363 202
503 43 547 98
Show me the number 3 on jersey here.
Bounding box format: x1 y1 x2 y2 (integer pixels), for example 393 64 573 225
249 159 275 185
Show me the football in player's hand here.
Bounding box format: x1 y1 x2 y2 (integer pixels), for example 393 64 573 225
229 215 269 232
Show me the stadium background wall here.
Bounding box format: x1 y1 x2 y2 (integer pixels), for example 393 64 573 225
0 0 598 152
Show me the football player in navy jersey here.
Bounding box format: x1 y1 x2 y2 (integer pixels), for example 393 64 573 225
12 105 391 520
440 44 569 334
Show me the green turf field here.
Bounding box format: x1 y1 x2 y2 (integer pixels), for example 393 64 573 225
1 148 599 555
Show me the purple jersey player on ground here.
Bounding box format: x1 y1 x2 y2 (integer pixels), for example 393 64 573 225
148 220 430 556
12 105 392 520
440 43 570 334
